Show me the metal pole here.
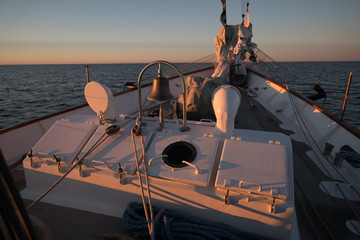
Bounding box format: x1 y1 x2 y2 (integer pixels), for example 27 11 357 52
340 72 353 122
85 65 90 83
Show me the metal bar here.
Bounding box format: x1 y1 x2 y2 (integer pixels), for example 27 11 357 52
0 150 38 240
239 180 262 191
85 65 90 83
340 72 353 122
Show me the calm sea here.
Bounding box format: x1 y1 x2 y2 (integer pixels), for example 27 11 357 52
0 62 359 131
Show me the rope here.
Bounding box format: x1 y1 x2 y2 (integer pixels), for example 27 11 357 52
123 202 265 240
131 125 155 239
286 85 360 236
251 48 358 89
286 86 334 178
286 85 360 185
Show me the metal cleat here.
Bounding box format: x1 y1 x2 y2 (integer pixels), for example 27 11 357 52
269 196 276 214
26 150 35 168
224 186 230 205
118 163 124 185
78 162 84 177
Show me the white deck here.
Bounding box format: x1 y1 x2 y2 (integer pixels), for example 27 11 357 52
22 113 295 239
5 68 358 239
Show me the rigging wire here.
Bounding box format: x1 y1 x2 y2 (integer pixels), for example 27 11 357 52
243 88 336 239
286 85 339 179
26 124 121 210
251 48 358 86
286 85 360 225
246 80 359 236
252 48 360 120
251 49 360 229
285 82 356 185
131 125 155 239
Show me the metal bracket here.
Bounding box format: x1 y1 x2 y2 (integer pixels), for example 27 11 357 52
148 155 167 166
270 196 276 214
223 180 285 211
91 160 126 184
31 158 35 168
182 160 200 175
27 150 35 168
78 162 84 177
224 186 230 205
52 154 62 162
46 155 64 173
239 181 262 191
118 163 124 185
246 192 252 202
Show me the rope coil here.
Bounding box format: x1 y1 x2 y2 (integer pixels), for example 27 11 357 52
123 202 264 240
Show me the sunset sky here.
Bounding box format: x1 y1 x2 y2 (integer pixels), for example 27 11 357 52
1 0 359 65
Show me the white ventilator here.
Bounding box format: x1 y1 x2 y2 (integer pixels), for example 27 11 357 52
212 85 241 136
84 81 116 122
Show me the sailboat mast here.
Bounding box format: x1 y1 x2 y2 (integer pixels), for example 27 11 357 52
220 0 227 26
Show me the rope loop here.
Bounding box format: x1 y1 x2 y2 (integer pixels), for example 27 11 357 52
104 125 120 136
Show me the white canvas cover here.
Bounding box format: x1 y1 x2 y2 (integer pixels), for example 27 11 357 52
178 2 257 119
212 14 257 79
178 75 226 120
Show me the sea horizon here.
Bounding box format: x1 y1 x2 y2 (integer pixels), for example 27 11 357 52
1 61 359 130
1 60 359 67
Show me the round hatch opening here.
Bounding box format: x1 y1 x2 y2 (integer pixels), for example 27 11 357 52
162 141 197 168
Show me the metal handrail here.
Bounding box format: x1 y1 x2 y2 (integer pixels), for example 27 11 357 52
137 60 189 132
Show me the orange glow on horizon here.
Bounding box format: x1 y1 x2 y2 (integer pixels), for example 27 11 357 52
0 44 212 65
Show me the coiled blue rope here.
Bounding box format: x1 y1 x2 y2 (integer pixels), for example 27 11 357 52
123 202 266 240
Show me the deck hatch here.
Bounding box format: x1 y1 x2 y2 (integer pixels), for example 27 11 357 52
162 141 197 168
216 139 288 196
147 132 219 186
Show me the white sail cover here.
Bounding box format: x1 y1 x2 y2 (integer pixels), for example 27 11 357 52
178 1 257 119
212 2 257 79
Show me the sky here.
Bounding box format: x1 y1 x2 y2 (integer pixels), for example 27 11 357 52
0 0 359 65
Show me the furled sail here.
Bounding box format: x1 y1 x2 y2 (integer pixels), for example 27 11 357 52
212 0 257 79
178 0 257 119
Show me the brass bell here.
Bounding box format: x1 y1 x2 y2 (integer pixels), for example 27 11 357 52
147 65 174 101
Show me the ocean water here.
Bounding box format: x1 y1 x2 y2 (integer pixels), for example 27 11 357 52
277 61 360 127
0 62 359 131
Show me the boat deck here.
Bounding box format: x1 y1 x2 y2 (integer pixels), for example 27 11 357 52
22 199 134 240
10 85 359 240
234 87 360 240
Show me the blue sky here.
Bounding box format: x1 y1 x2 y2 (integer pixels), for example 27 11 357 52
1 0 359 64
